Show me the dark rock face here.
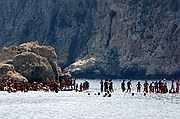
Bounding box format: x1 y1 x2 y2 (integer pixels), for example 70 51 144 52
0 0 179 78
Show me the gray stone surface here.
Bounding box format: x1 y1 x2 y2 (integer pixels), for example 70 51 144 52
0 0 179 78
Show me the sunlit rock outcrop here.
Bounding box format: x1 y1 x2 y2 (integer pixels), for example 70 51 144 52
0 42 62 83
0 63 27 83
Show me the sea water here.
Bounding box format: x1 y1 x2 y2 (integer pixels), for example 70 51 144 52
0 79 179 119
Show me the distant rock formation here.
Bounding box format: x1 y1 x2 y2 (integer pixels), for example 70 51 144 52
0 0 179 78
0 42 62 83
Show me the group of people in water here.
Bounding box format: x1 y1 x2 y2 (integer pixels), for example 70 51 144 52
130 79 180 94
100 79 180 94
100 79 114 93
0 77 180 95
0 77 90 93
0 79 59 93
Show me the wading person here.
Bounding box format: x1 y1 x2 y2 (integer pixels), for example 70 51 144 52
126 80 132 93
80 83 83 92
109 80 114 93
104 79 109 92
100 79 103 92
149 82 154 93
163 79 168 93
83 80 89 90
154 81 158 93
158 80 162 93
121 80 126 92
136 82 142 93
54 81 59 93
176 80 180 93
75 84 78 92
73 78 76 90
170 80 175 93
13 80 18 91
143 80 149 93
70 78 73 90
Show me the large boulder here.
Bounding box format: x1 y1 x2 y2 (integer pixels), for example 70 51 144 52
12 52 54 83
0 42 63 83
0 63 27 83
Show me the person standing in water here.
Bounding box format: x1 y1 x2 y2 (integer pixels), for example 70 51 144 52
176 80 180 93
136 82 142 93
149 81 155 93
163 79 168 93
121 80 126 92
143 80 149 93
126 80 132 93
100 79 104 92
73 78 76 90
170 80 175 93
154 81 159 93
109 80 114 93
104 79 109 92
80 83 83 92
54 81 59 93
75 84 78 92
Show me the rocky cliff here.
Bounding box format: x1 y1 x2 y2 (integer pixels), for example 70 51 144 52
0 0 179 79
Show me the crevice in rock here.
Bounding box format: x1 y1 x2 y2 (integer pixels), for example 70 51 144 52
106 10 116 47
47 10 58 45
